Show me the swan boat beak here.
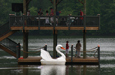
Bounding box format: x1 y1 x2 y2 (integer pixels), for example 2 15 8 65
61 47 65 50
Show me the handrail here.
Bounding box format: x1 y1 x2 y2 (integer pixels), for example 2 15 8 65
9 15 100 30
72 46 99 58
0 38 20 56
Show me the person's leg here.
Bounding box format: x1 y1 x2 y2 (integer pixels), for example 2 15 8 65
75 51 77 57
77 51 79 57
65 49 68 57
78 50 80 58
79 51 81 57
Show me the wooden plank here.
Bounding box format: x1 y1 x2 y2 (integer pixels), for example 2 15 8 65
18 56 98 63
70 27 84 30
66 57 98 62
25 27 38 30
0 30 18 41
55 27 68 30
40 27 53 30
11 27 23 30
18 57 41 62
0 45 16 57
10 26 99 30
86 27 99 30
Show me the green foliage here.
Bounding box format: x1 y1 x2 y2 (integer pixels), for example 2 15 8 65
29 6 38 15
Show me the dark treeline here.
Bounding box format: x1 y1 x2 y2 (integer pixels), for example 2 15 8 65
0 0 115 36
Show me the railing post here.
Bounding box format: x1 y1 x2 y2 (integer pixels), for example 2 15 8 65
39 15 40 30
54 16 56 30
44 44 47 51
98 45 100 64
97 14 100 29
68 16 70 30
17 43 21 59
23 15 25 30
71 45 73 62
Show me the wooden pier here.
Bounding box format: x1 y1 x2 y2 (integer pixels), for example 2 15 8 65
18 56 99 65
0 0 100 65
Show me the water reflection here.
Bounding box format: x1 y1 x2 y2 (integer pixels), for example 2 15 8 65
0 65 100 75
40 65 99 75
41 65 66 75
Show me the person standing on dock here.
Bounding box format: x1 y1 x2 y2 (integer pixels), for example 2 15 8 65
45 10 50 24
75 40 81 58
50 8 54 25
65 41 69 57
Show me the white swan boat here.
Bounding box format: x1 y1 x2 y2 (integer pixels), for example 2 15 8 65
40 44 66 65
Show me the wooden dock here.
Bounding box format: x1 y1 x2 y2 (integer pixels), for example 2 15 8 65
18 56 99 65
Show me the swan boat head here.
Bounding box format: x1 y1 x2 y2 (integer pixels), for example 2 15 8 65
56 44 66 59
56 44 65 50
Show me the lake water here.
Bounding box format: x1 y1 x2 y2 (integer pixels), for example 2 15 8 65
0 37 115 75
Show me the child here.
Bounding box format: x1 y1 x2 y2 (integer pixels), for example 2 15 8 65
65 41 69 57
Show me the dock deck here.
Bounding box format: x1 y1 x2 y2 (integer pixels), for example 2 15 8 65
18 56 99 65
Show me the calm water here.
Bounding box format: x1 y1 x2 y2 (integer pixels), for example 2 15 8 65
0 37 115 75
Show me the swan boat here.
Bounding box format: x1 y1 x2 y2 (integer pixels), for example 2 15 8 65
40 44 66 65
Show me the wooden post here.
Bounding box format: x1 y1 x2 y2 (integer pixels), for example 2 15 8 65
98 45 100 64
23 0 30 15
71 45 73 62
83 0 86 59
83 30 86 58
84 0 86 15
23 30 28 58
44 44 47 51
53 0 56 16
23 0 27 15
17 43 21 59
53 0 57 58
97 14 100 29
53 30 57 58
23 0 29 58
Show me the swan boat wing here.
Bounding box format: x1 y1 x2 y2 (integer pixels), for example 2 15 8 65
40 49 53 61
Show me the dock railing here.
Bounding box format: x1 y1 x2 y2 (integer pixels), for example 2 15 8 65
9 15 100 29
71 45 100 62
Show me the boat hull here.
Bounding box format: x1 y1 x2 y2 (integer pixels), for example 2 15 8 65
41 60 66 65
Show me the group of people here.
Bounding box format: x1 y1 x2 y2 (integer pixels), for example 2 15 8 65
37 8 61 25
38 8 61 16
27 8 83 26
65 40 81 58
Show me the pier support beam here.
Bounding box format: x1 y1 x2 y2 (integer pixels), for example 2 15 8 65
53 0 57 58
83 30 86 58
23 30 28 58
83 0 86 59
53 30 57 58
